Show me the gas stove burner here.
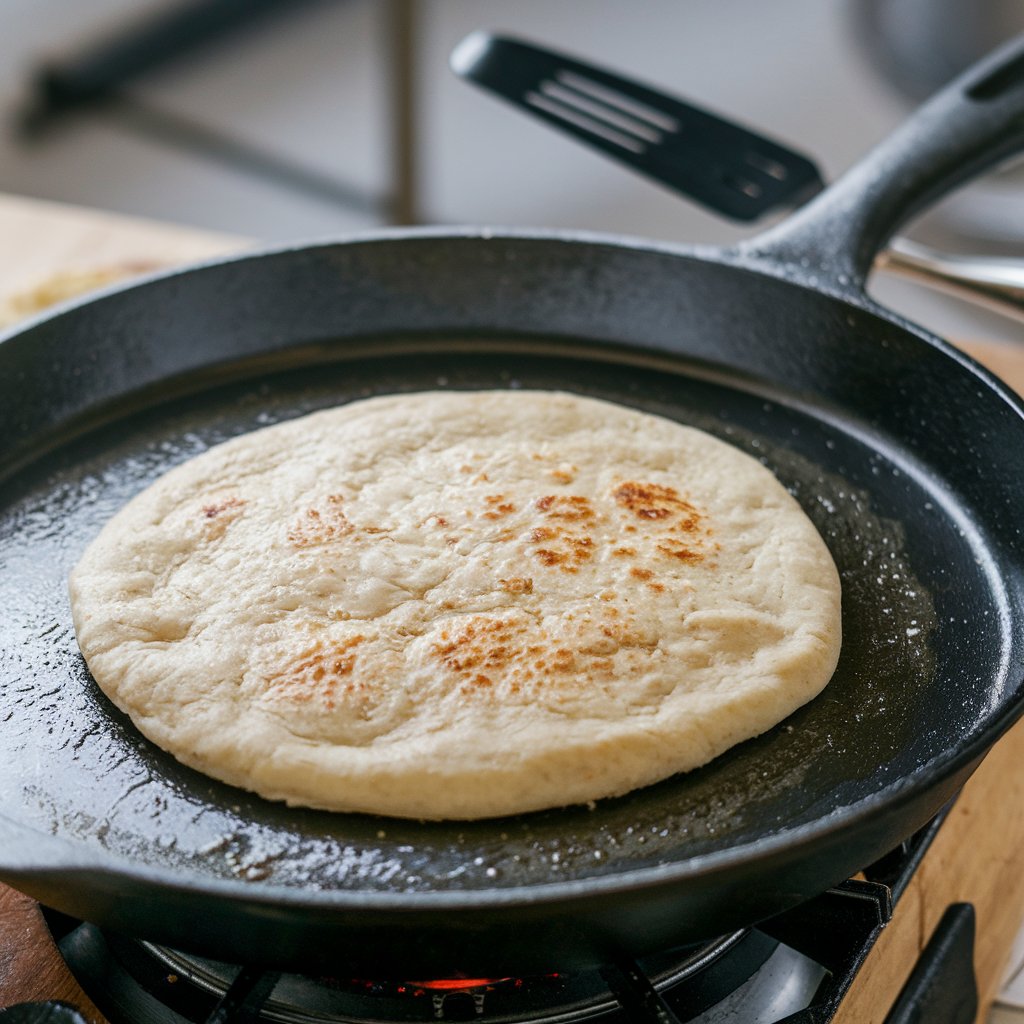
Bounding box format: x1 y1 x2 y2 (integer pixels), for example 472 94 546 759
8 768 993 1023
144 929 749 1021
38 816 957 1023
42 908 827 1023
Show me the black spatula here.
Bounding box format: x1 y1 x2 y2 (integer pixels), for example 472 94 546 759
450 31 825 222
451 31 1024 324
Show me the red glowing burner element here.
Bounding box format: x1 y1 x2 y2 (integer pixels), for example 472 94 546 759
406 977 514 992
344 973 562 1001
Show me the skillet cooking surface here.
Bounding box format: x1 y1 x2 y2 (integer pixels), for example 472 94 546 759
0 335 999 895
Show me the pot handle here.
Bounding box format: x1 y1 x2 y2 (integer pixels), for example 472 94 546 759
738 34 1024 297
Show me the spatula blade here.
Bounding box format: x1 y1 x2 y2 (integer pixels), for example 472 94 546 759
451 32 825 222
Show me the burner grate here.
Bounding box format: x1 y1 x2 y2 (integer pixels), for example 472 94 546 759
129 929 757 1023
35 811 952 1024
47 919 788 1024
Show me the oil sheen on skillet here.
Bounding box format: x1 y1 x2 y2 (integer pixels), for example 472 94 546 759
1 339 987 895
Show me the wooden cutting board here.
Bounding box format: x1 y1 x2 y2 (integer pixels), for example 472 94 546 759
0 192 1022 1022
0 193 243 308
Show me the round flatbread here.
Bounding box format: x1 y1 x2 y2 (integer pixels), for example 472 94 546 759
69 391 841 820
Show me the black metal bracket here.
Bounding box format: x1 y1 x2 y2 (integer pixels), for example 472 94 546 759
884 903 977 1024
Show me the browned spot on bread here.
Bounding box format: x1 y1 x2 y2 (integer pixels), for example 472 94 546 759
613 546 636 557
499 576 533 594
482 494 516 519
570 537 594 562
199 496 246 539
535 549 565 567
430 609 657 703
202 496 245 519
549 465 577 484
288 494 353 547
552 648 575 671
432 616 525 674
536 494 595 521
612 481 701 526
265 635 365 710
598 619 658 651
530 494 597 572
630 567 654 580
657 539 704 563
611 481 709 571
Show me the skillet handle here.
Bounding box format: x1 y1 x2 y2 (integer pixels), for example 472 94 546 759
738 33 1024 297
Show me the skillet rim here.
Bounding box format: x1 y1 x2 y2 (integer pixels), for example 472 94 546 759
2 226 1023 913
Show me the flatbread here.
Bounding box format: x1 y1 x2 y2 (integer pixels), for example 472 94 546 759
69 391 841 820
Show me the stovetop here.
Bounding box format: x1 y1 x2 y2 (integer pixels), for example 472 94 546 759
0 810 976 1024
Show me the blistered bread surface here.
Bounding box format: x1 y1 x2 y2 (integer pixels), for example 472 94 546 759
69 391 841 819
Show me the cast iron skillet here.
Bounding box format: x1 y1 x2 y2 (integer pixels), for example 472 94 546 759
1 38 1024 977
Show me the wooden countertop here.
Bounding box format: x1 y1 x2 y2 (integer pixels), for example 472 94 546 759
0 193 244 296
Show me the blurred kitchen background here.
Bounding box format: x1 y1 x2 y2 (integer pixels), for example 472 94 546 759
0 0 1021 343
